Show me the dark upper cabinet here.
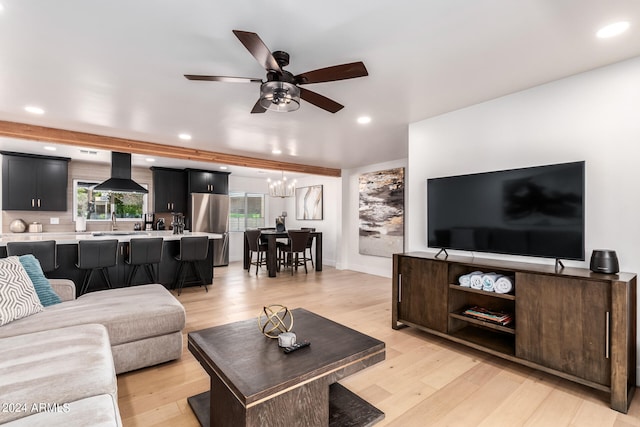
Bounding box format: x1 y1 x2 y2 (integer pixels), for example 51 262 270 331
2 152 69 211
151 167 186 213
187 169 229 195
188 170 212 193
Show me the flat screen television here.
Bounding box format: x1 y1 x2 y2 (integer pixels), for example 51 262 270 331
427 161 585 260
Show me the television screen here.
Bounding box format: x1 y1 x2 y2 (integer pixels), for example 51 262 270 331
427 161 585 260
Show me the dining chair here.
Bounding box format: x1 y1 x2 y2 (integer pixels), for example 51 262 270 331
300 228 316 268
279 230 311 275
245 229 268 275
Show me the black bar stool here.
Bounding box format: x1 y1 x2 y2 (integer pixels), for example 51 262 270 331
76 239 119 295
173 236 209 296
6 240 58 273
125 237 164 286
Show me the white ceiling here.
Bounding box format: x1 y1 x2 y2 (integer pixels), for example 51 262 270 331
1 0 640 177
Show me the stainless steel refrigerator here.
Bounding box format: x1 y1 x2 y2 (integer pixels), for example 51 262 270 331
191 193 229 266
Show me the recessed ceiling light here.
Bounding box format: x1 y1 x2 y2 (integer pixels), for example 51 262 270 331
178 133 192 141
272 149 282 155
145 158 156 162
43 146 57 151
357 116 372 124
596 21 630 39
219 166 228 170
24 105 45 115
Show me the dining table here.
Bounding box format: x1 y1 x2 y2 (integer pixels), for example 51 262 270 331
243 230 322 277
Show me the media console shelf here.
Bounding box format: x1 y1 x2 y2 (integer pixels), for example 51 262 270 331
392 252 637 413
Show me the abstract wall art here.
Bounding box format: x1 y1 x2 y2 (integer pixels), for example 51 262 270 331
296 185 323 220
359 167 405 257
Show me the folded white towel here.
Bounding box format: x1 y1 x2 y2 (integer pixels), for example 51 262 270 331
458 274 471 287
469 273 484 289
482 273 500 292
494 276 515 294
458 271 482 287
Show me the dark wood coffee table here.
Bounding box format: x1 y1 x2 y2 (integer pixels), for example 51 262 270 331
187 308 385 427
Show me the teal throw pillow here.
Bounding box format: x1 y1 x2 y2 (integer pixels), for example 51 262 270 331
18 254 62 307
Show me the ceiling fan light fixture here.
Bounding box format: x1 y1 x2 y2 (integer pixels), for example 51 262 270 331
259 81 300 112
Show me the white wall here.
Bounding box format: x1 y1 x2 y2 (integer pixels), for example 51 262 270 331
341 159 408 278
407 55 640 379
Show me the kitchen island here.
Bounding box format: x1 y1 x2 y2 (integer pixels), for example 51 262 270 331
0 231 222 292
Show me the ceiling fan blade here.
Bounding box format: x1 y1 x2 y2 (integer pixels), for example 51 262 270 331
251 99 267 114
295 62 368 85
184 75 262 83
299 87 344 113
232 30 282 74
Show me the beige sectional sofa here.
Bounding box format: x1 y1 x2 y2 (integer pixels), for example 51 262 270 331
0 279 186 426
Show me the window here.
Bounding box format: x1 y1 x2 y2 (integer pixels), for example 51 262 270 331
230 192 265 231
74 180 148 221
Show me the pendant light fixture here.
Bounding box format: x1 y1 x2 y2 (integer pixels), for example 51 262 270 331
267 171 296 198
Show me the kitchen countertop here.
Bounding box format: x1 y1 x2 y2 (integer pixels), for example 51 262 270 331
0 231 223 246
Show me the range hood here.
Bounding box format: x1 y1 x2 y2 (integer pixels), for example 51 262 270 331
93 152 148 194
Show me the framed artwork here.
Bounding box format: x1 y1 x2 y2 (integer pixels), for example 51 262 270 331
359 167 405 257
296 185 323 220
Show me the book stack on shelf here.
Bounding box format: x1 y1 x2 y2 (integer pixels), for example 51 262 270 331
462 306 513 326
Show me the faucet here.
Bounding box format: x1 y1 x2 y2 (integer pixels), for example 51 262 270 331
111 212 118 231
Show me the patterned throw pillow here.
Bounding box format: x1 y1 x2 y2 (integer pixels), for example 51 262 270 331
0 256 44 326
18 254 62 307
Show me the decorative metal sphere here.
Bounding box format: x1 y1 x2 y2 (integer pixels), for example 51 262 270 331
257 305 294 338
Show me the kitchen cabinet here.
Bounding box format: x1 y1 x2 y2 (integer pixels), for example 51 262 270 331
1 152 69 211
151 167 186 213
186 169 229 195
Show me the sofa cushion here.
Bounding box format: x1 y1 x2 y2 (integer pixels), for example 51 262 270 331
0 256 43 326
18 254 61 307
0 324 117 424
0 284 185 346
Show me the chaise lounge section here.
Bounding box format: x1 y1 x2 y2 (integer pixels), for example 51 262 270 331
1 324 121 426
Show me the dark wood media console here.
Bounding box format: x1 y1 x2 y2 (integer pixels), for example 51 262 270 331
392 252 636 413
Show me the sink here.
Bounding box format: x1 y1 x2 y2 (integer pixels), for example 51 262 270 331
91 232 146 236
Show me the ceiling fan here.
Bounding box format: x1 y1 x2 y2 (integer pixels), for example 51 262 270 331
184 30 368 114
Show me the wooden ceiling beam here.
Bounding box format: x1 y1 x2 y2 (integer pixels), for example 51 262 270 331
0 120 342 177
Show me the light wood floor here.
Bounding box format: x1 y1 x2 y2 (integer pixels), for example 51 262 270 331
117 263 640 426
